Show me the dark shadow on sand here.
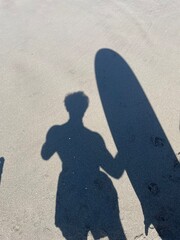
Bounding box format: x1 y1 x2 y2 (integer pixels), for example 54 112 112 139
95 48 180 239
41 92 126 240
0 157 5 184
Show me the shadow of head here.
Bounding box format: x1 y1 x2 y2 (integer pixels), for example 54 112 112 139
64 91 89 121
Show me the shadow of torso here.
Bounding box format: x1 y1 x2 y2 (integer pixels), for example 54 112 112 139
42 122 126 240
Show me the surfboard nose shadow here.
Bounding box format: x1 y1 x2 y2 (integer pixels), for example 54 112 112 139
95 48 180 239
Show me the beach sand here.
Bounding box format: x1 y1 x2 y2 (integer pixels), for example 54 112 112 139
0 1 179 239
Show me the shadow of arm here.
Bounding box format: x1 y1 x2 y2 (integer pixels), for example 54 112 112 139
41 142 55 160
41 126 57 160
100 151 125 179
97 134 125 179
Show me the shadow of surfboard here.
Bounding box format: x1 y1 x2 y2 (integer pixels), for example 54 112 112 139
95 48 180 239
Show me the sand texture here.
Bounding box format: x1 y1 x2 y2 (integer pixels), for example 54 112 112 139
0 1 180 239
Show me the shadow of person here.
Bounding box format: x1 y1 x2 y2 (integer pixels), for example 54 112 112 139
41 92 126 240
95 49 180 239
